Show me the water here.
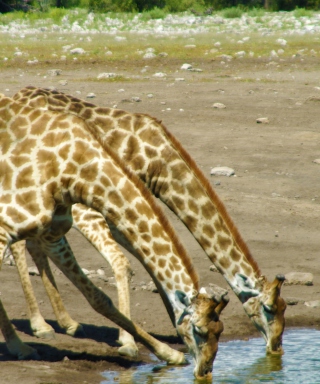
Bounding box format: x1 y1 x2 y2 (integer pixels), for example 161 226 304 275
101 329 320 383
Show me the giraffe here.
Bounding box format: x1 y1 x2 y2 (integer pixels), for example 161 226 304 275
0 95 228 379
12 86 286 354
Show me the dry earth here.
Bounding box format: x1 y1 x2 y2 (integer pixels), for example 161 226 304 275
0 56 320 383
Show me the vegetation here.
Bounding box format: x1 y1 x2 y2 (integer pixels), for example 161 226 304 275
0 0 319 14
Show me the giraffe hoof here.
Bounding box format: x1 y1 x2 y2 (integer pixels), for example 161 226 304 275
118 344 139 358
17 346 41 361
33 328 56 340
67 324 86 338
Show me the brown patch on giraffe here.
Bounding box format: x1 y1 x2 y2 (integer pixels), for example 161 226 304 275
81 108 93 120
73 141 96 165
135 201 153 220
0 162 13 190
6 206 28 223
11 155 32 168
171 195 185 212
16 191 40 215
145 145 158 159
202 224 215 239
151 222 163 237
64 162 78 175
131 154 146 171
10 116 28 138
80 162 99 182
165 269 172 279
0 130 12 154
159 122 261 277
58 144 72 161
138 220 149 233
92 184 106 198
174 274 181 284
153 242 171 256
184 214 198 233
141 233 151 242
188 199 199 215
219 256 232 270
108 190 124 208
217 234 232 251
158 258 166 269
16 165 35 189
0 194 12 204
38 151 61 181
10 100 24 115
171 180 186 196
11 138 37 156
230 248 241 262
120 180 139 204
240 262 253 276
123 136 140 162
105 130 128 152
124 208 139 224
140 245 151 257
111 109 127 119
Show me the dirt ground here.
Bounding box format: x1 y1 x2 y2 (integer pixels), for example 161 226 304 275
0 56 320 383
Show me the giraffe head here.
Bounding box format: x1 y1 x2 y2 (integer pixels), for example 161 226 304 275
174 286 229 379
243 274 286 354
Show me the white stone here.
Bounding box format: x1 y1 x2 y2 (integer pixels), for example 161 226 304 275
181 63 192 70
70 48 85 54
143 52 156 59
285 272 313 286
97 269 105 276
86 93 96 98
28 266 40 276
256 117 269 124
47 69 62 76
185 44 196 49
210 167 235 177
304 300 320 308
213 103 226 109
153 72 166 77
276 38 287 46
97 72 116 79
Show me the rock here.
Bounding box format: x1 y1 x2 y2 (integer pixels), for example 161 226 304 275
181 63 192 70
256 117 269 124
312 159 320 164
284 272 313 286
96 269 105 276
153 72 166 78
285 297 301 305
86 93 96 98
28 266 40 276
209 265 219 272
131 96 141 102
70 48 85 54
213 103 226 109
97 72 116 79
143 52 156 59
47 69 62 76
58 80 68 86
304 300 320 308
210 167 235 177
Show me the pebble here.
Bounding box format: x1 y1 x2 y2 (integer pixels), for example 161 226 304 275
97 72 116 79
86 93 96 98
304 300 320 308
209 265 219 272
256 117 269 124
153 72 166 78
131 96 141 102
181 63 192 70
210 167 235 177
47 69 62 76
312 159 320 164
28 266 40 276
284 272 313 286
285 297 301 305
213 102 226 109
70 47 85 54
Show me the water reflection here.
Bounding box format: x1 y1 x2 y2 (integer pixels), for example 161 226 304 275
101 329 320 383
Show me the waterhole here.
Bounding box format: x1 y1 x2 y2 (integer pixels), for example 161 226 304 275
101 328 320 383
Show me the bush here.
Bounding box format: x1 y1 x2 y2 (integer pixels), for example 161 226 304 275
141 6 167 20
89 0 137 12
222 5 244 17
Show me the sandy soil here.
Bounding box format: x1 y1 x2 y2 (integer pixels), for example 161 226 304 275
0 57 320 383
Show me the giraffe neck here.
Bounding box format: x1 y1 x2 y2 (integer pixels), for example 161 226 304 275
13 87 261 302
1 96 198 323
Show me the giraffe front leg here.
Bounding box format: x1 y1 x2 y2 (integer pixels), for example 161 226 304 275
0 231 39 360
72 205 138 357
11 241 55 340
44 236 186 365
26 241 85 338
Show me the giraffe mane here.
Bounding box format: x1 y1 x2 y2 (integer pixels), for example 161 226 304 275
154 119 261 278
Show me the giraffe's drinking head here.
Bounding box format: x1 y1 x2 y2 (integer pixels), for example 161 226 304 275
174 286 229 379
243 274 286 354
